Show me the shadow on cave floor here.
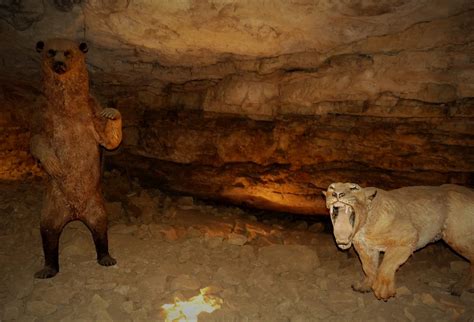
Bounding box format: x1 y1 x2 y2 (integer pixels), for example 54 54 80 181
0 173 473 321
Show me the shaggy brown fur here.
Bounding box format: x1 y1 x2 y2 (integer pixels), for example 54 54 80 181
30 39 122 278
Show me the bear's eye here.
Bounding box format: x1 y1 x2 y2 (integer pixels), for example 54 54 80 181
47 49 56 58
64 51 71 58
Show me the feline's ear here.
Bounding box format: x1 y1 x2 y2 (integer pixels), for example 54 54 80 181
364 188 378 202
322 191 327 198
36 41 44 53
79 42 88 53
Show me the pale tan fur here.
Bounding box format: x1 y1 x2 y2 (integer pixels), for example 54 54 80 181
323 183 474 300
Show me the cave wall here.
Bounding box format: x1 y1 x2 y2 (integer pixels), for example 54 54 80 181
1 0 473 214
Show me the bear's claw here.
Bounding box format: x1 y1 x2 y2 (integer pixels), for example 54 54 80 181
99 108 120 120
34 266 58 279
98 255 117 267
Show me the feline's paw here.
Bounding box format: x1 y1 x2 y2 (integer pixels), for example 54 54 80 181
99 108 121 120
352 279 372 293
372 276 396 301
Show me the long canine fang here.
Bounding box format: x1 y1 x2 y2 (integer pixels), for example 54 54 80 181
345 206 351 215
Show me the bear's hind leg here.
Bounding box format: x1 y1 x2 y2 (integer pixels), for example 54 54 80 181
35 224 63 278
82 197 116 267
35 196 69 279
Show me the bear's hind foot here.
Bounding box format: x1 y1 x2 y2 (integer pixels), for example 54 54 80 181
98 254 117 267
34 266 58 279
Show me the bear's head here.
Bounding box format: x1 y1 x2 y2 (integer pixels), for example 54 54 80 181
36 39 88 76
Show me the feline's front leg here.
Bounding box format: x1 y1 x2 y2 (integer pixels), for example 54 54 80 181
353 241 379 293
372 246 412 300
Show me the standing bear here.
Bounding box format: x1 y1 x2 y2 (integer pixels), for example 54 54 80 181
31 39 122 278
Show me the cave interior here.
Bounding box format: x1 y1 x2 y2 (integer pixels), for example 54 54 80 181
0 0 473 321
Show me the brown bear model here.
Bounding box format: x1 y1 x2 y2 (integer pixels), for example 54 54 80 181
30 39 122 278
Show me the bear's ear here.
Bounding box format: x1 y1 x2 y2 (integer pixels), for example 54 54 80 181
36 41 44 53
79 42 88 53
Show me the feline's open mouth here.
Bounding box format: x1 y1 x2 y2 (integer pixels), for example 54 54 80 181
329 202 354 219
329 202 355 250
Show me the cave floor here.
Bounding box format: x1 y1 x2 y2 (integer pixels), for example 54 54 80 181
0 178 473 322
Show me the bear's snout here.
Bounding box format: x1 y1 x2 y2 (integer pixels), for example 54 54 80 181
52 61 67 74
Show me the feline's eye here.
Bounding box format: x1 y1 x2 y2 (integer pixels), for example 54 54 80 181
350 185 359 191
64 51 71 57
328 185 335 190
47 49 56 57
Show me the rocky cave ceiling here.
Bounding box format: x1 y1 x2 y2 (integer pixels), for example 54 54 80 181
1 0 473 214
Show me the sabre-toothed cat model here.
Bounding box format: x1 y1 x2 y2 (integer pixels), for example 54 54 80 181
323 183 474 300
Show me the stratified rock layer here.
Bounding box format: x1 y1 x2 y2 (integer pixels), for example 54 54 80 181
1 1 473 113
108 109 474 214
0 1 473 214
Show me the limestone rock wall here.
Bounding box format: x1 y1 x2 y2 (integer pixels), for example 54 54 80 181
108 109 473 214
0 83 42 181
1 1 473 108
0 0 473 213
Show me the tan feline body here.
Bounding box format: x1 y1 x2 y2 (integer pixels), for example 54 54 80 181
323 183 474 300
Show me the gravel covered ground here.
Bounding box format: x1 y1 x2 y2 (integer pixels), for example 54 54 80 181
0 176 473 321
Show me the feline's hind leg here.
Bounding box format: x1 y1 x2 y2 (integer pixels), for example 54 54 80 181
450 261 473 296
443 231 474 295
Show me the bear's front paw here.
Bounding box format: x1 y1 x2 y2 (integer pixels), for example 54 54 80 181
372 275 396 301
42 155 63 177
99 108 121 120
352 278 372 293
